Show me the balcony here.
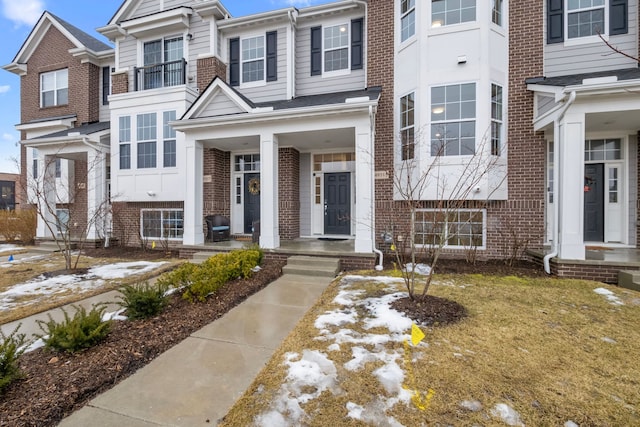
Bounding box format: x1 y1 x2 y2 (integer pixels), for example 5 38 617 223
134 59 187 91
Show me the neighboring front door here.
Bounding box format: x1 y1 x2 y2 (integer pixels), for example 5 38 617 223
584 163 604 241
244 173 260 234
324 172 351 235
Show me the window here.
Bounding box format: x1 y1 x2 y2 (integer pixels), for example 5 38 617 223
401 0 416 41
0 180 15 211
431 83 476 156
324 24 349 72
432 0 476 27
415 209 485 248
142 37 184 89
137 113 157 169
567 0 605 38
119 116 131 170
400 92 415 160
141 210 184 240
585 139 622 161
163 111 176 168
241 36 265 83
609 167 619 203
55 158 62 178
40 69 68 107
102 66 110 105
491 84 503 156
492 0 503 25
32 149 39 179
235 154 261 172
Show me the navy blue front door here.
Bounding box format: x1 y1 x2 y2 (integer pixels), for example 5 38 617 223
584 163 604 242
244 173 260 234
324 173 351 235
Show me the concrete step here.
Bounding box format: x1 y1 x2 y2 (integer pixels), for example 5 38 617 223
283 255 340 278
618 270 640 292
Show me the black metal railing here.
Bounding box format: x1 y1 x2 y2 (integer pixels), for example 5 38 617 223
134 59 187 91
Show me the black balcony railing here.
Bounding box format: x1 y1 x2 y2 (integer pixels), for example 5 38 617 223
134 59 187 91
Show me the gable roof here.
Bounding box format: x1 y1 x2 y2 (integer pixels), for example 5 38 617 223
182 77 258 120
526 67 640 87
35 122 111 140
3 11 112 74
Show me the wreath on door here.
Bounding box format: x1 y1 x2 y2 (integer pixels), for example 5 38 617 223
248 178 260 195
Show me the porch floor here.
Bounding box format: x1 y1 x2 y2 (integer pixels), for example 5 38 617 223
530 247 640 266
183 237 369 258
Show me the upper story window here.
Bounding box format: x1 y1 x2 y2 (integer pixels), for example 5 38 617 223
163 111 177 168
241 36 265 83
102 67 111 106
491 84 503 156
40 69 68 108
432 0 476 27
136 37 184 91
230 32 277 86
310 19 363 76
137 113 157 169
324 24 349 72
492 0 503 26
55 158 62 178
547 0 628 44
400 92 415 161
401 0 416 42
431 83 476 156
119 116 131 170
568 0 605 38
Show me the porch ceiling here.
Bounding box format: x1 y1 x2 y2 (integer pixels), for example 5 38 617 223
586 111 640 133
201 127 355 152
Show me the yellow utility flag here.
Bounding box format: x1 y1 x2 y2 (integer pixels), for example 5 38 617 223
411 323 425 346
151 241 156 249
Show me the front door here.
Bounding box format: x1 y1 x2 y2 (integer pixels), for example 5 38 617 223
324 172 351 235
244 173 260 234
584 163 604 241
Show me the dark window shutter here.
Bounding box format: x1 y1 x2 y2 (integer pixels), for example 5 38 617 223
547 0 564 44
351 18 363 70
310 26 322 76
229 37 240 86
266 31 277 82
102 66 110 105
610 0 628 35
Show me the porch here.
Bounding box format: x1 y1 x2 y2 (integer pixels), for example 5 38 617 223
529 246 640 284
179 237 377 271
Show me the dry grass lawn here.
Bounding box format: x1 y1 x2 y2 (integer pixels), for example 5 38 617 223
222 273 640 426
0 253 181 324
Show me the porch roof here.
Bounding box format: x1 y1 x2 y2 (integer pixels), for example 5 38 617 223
35 121 111 139
254 87 382 110
526 67 640 87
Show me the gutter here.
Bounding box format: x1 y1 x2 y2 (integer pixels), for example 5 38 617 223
543 90 576 274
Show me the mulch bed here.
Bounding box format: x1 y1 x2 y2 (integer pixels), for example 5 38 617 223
392 295 468 327
0 259 285 427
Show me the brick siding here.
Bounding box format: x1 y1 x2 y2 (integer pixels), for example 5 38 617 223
203 148 230 217
111 201 185 248
20 25 99 126
111 72 129 95
279 148 300 240
197 56 228 93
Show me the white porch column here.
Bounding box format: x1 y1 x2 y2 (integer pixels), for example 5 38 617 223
36 155 57 239
355 122 374 253
85 149 105 240
260 133 280 249
183 137 205 245
557 112 586 260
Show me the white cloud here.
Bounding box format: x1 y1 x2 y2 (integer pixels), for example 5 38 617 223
0 85 10 94
2 133 15 142
2 0 44 27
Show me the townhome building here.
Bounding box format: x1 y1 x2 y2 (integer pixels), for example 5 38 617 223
4 0 640 282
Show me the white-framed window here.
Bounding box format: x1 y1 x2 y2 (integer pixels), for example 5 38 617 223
415 209 485 248
142 36 184 89
235 154 261 172
56 208 70 236
492 0 503 26
141 209 184 240
163 111 177 168
55 158 62 178
431 83 476 156
567 0 606 39
491 84 503 156
119 116 131 170
40 69 68 107
137 113 157 169
401 0 416 42
432 0 476 27
585 138 622 161
241 35 265 83
400 92 415 161
324 23 349 72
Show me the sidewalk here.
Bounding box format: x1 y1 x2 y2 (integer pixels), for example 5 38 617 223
57 274 330 426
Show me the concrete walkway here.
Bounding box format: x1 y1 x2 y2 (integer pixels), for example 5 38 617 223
57 274 331 427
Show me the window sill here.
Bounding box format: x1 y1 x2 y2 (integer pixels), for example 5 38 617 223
397 37 417 54
322 69 351 79
428 21 480 36
240 80 267 89
563 34 608 47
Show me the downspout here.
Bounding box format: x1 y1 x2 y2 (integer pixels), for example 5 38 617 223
81 137 110 248
543 90 576 274
288 9 297 99
368 105 383 271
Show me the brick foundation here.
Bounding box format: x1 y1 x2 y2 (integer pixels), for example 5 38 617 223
111 201 185 248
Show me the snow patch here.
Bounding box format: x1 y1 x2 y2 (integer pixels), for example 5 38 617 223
601 337 617 344
0 244 20 254
404 263 431 275
460 400 483 412
565 421 579 427
491 403 524 426
314 308 357 329
594 287 624 305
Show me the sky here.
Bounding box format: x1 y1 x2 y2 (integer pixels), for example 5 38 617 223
0 0 331 174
